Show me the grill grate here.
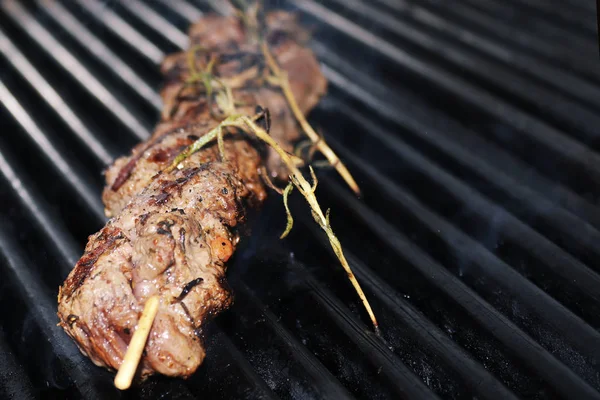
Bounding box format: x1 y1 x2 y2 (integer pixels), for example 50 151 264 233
0 0 599 399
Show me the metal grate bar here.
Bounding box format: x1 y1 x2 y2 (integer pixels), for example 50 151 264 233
0 28 114 165
40 1 162 111
0 328 34 400
290 0 600 188
0 81 104 219
563 0 597 12
366 0 600 109
329 250 518 399
334 101 600 306
186 330 286 399
302 271 516 399
76 0 163 64
384 0 600 84
345 0 600 122
463 0 597 54
293 209 540 395
517 0 597 16
120 0 189 49
77 0 166 64
313 49 600 230
319 175 600 399
504 0 597 34
201 328 280 400
156 0 204 21
299 279 442 399
325 116 600 362
1 1 150 141
117 0 190 51
229 283 360 399
321 58 600 259
320 67 600 286
203 0 232 16
0 150 81 267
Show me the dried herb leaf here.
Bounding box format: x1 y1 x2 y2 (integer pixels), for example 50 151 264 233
280 181 294 239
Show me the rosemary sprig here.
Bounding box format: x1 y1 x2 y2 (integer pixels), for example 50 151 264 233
179 29 361 199
164 110 379 333
260 42 361 196
280 181 294 239
180 45 240 120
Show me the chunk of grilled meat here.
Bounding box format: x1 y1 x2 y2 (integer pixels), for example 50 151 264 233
103 10 326 217
58 138 265 378
58 10 327 380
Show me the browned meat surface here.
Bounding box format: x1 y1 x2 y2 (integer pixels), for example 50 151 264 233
57 9 327 381
58 138 265 377
103 10 326 217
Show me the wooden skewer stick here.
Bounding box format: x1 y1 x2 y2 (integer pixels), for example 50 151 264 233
114 295 160 390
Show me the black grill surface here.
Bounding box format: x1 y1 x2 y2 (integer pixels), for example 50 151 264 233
1 0 599 399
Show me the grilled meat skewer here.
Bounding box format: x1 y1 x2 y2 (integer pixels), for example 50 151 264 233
58 139 265 377
57 10 327 379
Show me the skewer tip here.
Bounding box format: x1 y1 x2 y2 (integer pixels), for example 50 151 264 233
114 295 160 390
